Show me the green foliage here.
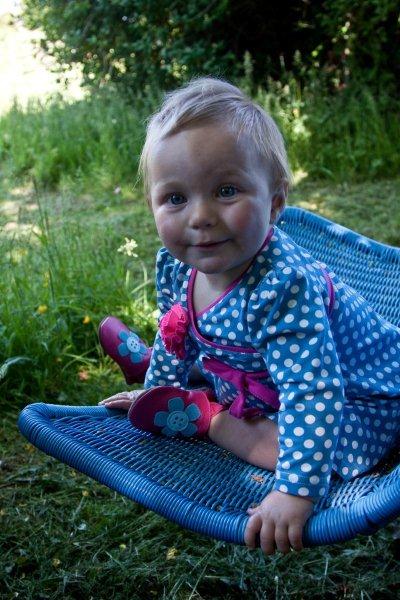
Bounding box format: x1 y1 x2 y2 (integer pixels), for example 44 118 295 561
315 0 400 92
303 86 400 181
0 91 151 189
22 0 237 93
268 79 400 181
21 1 400 94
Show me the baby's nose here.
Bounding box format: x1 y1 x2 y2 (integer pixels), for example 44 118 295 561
188 198 217 229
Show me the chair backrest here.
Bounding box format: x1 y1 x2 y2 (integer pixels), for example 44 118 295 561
278 207 400 328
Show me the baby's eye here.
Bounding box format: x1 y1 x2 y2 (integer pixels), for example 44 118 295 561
167 193 186 206
218 185 237 198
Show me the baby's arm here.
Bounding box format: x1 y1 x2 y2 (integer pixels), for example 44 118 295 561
248 268 346 502
243 266 347 552
209 409 313 554
244 490 313 554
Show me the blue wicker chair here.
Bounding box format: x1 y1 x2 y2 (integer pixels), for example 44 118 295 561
18 207 400 547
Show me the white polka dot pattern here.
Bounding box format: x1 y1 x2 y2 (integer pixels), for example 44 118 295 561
145 232 400 500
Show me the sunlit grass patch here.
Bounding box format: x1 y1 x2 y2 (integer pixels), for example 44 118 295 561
1 83 399 192
289 179 400 247
0 11 83 114
0 92 150 190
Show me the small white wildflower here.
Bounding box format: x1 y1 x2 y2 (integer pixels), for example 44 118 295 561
118 237 138 258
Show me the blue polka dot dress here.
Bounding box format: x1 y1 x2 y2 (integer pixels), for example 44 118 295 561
144 226 400 500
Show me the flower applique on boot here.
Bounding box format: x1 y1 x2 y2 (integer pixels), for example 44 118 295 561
128 386 225 437
99 316 151 384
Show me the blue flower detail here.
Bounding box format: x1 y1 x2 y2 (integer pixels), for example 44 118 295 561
117 330 147 364
154 396 201 437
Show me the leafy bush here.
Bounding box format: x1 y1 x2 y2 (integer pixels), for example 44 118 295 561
22 0 238 93
21 1 400 94
315 0 400 92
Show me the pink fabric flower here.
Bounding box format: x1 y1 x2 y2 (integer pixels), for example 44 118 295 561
160 303 189 360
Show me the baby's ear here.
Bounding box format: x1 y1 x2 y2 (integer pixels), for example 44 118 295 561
270 183 287 222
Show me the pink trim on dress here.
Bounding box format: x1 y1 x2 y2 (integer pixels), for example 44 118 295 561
202 356 279 418
187 227 275 353
188 273 257 353
319 267 335 316
194 226 275 319
196 273 245 319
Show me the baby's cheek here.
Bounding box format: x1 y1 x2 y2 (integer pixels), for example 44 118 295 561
155 215 179 246
234 208 269 245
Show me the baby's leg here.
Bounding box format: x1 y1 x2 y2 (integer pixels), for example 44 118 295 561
208 411 279 471
101 387 278 467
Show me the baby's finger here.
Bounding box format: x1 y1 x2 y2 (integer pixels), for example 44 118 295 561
99 398 133 410
288 523 304 552
244 513 262 549
99 392 127 405
259 520 276 555
99 391 140 405
246 505 260 515
274 524 291 554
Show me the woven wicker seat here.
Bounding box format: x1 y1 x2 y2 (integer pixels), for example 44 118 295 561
18 207 400 547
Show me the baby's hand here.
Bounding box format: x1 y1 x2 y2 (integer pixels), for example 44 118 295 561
98 390 144 410
245 490 314 555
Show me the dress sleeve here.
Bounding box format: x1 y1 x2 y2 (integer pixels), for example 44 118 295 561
144 248 198 389
247 266 345 501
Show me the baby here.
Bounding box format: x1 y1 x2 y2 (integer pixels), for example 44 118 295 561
99 76 400 554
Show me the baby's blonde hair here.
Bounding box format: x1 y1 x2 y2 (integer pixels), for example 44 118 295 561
139 76 291 204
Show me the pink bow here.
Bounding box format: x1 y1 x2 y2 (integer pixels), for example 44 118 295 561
202 356 280 418
160 304 189 360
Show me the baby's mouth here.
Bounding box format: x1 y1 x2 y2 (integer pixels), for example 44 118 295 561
194 239 229 249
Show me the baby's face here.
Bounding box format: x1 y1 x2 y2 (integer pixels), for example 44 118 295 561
148 121 284 287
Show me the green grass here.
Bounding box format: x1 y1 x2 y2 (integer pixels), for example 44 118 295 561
2 415 400 599
1 175 400 598
263 82 400 182
0 82 399 191
0 91 153 190
289 179 400 247
0 180 159 405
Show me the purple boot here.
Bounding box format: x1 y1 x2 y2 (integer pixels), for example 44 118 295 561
98 316 151 384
